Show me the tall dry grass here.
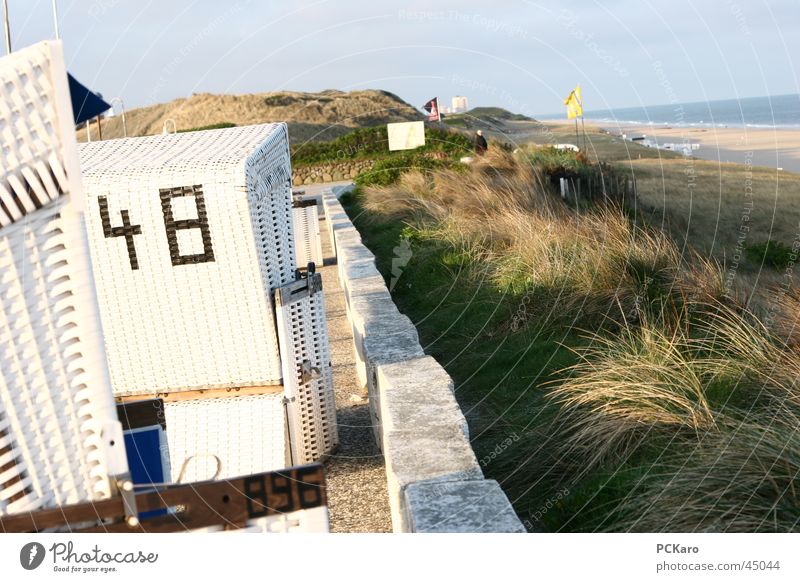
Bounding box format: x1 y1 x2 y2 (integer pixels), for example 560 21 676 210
613 411 800 532
364 149 727 326
547 301 800 531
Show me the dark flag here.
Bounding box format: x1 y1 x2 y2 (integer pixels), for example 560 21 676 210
67 73 111 125
422 97 440 122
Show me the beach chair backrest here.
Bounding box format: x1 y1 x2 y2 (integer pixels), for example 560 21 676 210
0 41 123 516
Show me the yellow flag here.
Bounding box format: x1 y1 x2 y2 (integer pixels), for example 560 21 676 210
564 85 583 119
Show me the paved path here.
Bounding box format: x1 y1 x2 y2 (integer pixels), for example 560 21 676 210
315 189 392 533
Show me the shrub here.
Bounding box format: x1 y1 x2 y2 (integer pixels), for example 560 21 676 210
263 94 296 107
745 240 796 269
291 125 473 166
355 153 450 188
525 146 592 178
177 122 237 133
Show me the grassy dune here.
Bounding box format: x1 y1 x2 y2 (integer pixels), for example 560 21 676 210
78 89 422 143
344 148 800 532
626 157 800 262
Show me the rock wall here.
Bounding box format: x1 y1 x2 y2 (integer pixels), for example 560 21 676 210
322 185 525 533
292 160 375 186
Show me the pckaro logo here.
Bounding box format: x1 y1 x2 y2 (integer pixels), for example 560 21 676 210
19 542 46 570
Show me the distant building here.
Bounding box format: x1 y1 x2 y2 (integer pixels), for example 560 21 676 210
440 106 452 114
451 96 468 113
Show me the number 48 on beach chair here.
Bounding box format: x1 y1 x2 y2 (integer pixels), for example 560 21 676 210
0 40 330 533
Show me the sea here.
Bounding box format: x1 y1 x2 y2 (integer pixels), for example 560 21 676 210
539 93 800 129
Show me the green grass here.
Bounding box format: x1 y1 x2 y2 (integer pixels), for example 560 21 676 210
622 158 800 258
745 239 797 269
621 157 800 303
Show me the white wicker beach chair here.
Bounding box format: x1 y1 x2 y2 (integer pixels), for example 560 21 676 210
0 41 127 517
79 126 337 474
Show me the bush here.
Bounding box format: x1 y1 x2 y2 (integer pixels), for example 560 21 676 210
291 125 473 166
177 122 237 133
263 94 296 107
526 146 592 178
355 153 450 188
745 240 796 269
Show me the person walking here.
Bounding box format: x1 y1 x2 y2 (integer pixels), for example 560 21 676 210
475 130 488 155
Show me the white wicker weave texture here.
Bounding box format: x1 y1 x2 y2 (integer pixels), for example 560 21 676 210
291 204 323 269
79 125 295 396
276 278 338 465
0 44 68 225
163 394 286 483
1 41 120 516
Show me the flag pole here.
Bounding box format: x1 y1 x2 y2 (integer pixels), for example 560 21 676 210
3 0 11 54
52 0 60 40
581 116 586 153
575 118 579 150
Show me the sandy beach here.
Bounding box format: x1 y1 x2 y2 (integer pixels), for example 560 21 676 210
593 122 800 173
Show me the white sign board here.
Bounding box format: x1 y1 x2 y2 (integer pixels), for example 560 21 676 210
388 121 426 151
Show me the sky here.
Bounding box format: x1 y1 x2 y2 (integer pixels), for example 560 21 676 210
6 0 800 117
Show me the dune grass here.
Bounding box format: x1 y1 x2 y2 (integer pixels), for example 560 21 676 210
623 158 800 266
343 148 800 532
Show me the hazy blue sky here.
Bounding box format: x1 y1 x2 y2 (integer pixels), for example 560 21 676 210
7 0 800 116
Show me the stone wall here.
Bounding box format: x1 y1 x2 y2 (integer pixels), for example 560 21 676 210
322 185 525 533
292 160 375 186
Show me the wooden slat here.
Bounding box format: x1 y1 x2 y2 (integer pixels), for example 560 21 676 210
115 384 283 404
0 464 326 533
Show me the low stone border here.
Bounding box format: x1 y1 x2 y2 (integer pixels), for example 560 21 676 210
322 186 525 533
292 160 375 186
